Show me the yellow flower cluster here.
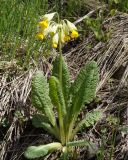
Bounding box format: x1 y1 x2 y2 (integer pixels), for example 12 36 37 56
36 13 79 48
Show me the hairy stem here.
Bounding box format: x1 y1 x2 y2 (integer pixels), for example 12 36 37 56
58 30 65 145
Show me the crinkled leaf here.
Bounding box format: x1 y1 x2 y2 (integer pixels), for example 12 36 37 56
83 109 102 127
49 76 66 116
24 146 48 159
32 113 59 139
31 71 55 126
24 143 62 159
42 122 60 139
32 114 49 128
67 140 93 147
52 55 70 105
72 109 102 138
71 61 99 115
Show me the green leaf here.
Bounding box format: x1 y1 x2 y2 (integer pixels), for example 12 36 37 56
32 114 59 140
110 9 117 16
24 142 62 159
67 61 99 141
119 125 128 135
52 55 70 105
71 61 99 115
67 140 93 147
72 109 102 138
60 147 68 160
32 114 49 128
49 76 66 116
49 76 66 144
82 109 102 127
70 61 98 97
113 0 120 4
31 71 56 126
70 110 102 140
24 146 48 159
41 122 60 140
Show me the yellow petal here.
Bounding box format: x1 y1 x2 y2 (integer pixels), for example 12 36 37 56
71 30 79 39
64 35 71 42
36 33 44 40
52 43 58 48
38 20 48 29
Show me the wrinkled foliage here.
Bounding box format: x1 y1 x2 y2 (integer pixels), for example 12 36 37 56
24 57 101 159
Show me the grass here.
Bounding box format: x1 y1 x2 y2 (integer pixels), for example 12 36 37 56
0 0 90 66
0 0 128 64
0 0 49 64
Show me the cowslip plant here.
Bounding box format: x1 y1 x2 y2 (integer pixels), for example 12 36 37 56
36 12 79 48
24 13 102 159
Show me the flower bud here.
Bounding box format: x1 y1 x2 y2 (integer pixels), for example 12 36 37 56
52 33 59 48
43 12 56 21
66 20 77 31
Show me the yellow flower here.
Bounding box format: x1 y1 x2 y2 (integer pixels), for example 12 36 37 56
71 30 79 39
64 35 71 42
52 33 59 48
38 13 56 30
36 33 44 40
38 20 48 29
36 13 79 46
52 43 58 48
65 20 79 39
